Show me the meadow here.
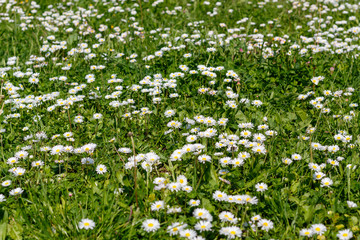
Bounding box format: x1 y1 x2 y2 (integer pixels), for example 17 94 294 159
0 0 360 239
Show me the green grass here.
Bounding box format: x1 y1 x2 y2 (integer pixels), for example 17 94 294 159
0 0 360 239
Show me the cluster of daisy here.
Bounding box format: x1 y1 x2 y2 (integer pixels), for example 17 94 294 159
292 72 358 195
299 224 353 239
1 0 360 238
116 151 161 173
212 190 258 205
298 85 356 121
153 175 192 192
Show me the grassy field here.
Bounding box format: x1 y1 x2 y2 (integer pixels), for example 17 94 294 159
0 0 360 239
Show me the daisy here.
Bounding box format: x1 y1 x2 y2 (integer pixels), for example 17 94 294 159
96 164 107 174
182 186 193 193
114 188 124 195
177 175 188 186
194 220 212 232
282 158 293 165
13 168 26 177
337 229 353 240
300 228 314 237
291 153 302 160
255 183 268 192
51 145 64 155
219 157 231 166
151 201 165 211
93 113 103 119
313 172 325 180
253 133 266 142
311 224 327 235
252 145 266 154
309 163 320 171
0 194 5 202
320 177 333 187
167 222 187 236
188 199 200 207
142 219 160 232
252 100 263 107
10 187 24 196
328 145 340 153
238 152 250 159
193 208 211 220
78 219 95 230
213 190 227 201
219 211 237 223
81 157 94 165
347 201 357 208
153 177 166 185
164 109 176 117
219 226 242 239
167 182 181 192
179 229 197 239
198 155 211 163
6 157 18 165
15 150 28 159
257 219 274 231
1 180 11 187
63 132 73 138
31 160 44 167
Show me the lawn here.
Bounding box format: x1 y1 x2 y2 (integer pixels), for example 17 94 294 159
0 0 360 239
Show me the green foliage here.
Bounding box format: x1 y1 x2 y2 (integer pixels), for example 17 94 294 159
0 0 359 239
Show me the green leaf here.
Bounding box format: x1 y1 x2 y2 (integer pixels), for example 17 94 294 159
201 198 215 213
0 211 8 240
290 181 300 193
302 205 314 223
8 220 23 240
